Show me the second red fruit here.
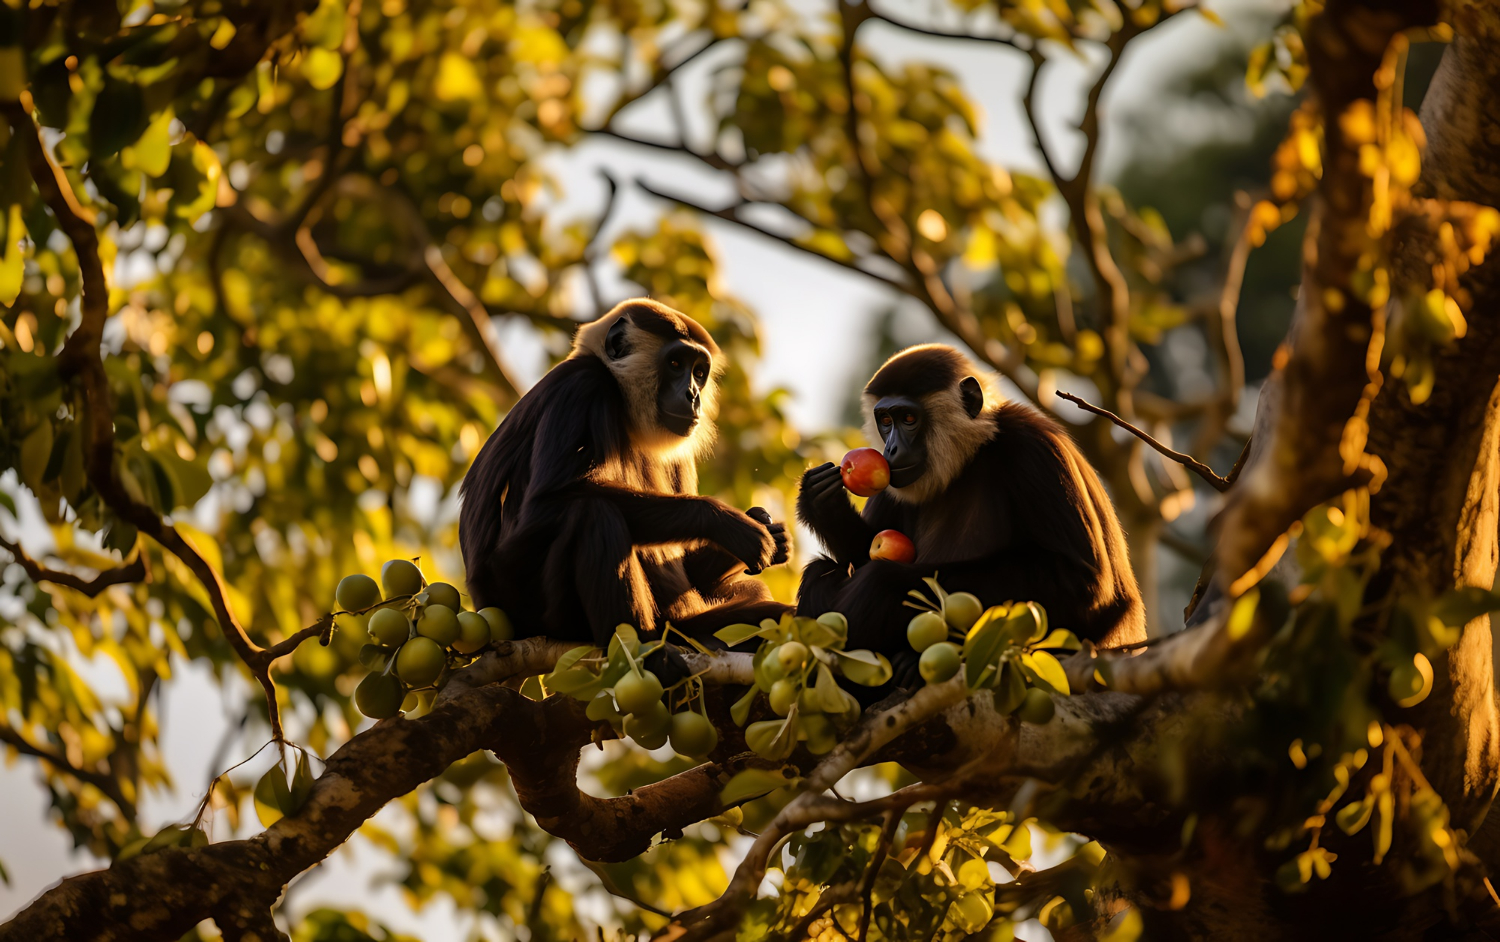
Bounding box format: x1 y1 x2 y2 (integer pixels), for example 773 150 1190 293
841 448 890 497
870 529 915 563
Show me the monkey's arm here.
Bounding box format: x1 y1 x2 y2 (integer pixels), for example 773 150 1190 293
577 483 778 571
796 463 879 566
683 507 788 585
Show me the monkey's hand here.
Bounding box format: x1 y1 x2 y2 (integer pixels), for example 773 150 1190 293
797 463 871 564
713 506 778 574
745 507 790 574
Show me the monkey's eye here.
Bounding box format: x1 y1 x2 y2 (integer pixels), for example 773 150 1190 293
903 415 917 426
879 415 892 427
695 367 708 381
670 359 681 370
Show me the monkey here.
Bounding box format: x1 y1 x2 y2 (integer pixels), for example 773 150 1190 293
795 344 1145 693
458 298 792 650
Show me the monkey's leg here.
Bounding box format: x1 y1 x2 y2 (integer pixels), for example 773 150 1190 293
795 556 853 619
546 499 658 645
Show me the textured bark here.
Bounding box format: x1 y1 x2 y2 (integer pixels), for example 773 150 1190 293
0 642 750 941
1214 0 1441 587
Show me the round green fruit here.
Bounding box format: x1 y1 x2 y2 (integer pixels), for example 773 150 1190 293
380 559 424 598
760 646 787 683
624 700 671 739
919 642 962 684
336 573 381 612
669 711 718 757
395 637 446 687
426 582 462 611
943 592 984 632
355 671 405 719
631 726 670 751
479 607 513 642
816 611 848 636
614 670 664 714
1018 687 1055 725
907 611 948 652
769 678 799 716
778 641 810 673
417 604 460 646
586 691 621 724
369 608 412 647
453 611 490 654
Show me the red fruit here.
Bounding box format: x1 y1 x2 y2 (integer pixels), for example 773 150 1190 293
841 448 890 497
870 529 915 563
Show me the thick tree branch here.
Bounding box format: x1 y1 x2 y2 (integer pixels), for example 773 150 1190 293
0 639 765 940
1215 0 1441 588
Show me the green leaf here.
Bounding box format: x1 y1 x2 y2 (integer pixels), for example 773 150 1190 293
1034 629 1081 652
166 139 222 222
992 661 1027 715
796 615 842 650
714 622 768 647
254 762 295 828
288 750 314 814
302 47 343 91
963 616 1008 690
121 108 173 177
814 663 845 711
301 0 347 49
0 204 24 305
835 648 892 686
1433 586 1500 628
544 667 600 697
730 685 757 727
91 78 148 157
720 768 794 805
745 718 796 761
1021 650 1070 695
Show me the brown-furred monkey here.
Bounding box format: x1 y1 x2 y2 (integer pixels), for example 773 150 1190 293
796 344 1145 696
459 299 791 650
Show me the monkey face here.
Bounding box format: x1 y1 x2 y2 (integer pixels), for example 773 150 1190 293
656 338 713 436
873 395 928 488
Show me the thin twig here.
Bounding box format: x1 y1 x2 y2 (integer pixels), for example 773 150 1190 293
858 809 904 940
1056 392 1232 492
0 724 134 816
0 535 147 597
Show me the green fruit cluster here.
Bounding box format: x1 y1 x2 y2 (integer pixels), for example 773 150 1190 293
542 624 719 759
339 560 514 720
904 580 1075 726
715 611 892 761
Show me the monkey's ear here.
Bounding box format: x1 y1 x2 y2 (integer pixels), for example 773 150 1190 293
959 376 984 418
604 317 631 359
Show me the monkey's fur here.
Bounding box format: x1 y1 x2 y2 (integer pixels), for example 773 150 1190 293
797 344 1145 693
460 299 790 647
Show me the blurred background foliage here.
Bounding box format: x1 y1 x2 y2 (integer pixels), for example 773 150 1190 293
0 0 1387 938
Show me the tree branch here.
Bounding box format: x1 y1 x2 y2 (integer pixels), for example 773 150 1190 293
0 534 147 597
864 7 1023 50
0 724 135 818
3 102 298 742
1056 393 1231 492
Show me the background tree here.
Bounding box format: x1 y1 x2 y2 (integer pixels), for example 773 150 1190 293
5 0 1500 940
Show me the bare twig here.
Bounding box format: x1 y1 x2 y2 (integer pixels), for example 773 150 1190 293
858 810 903 940
0 535 147 597
0 724 135 817
1056 393 1231 492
